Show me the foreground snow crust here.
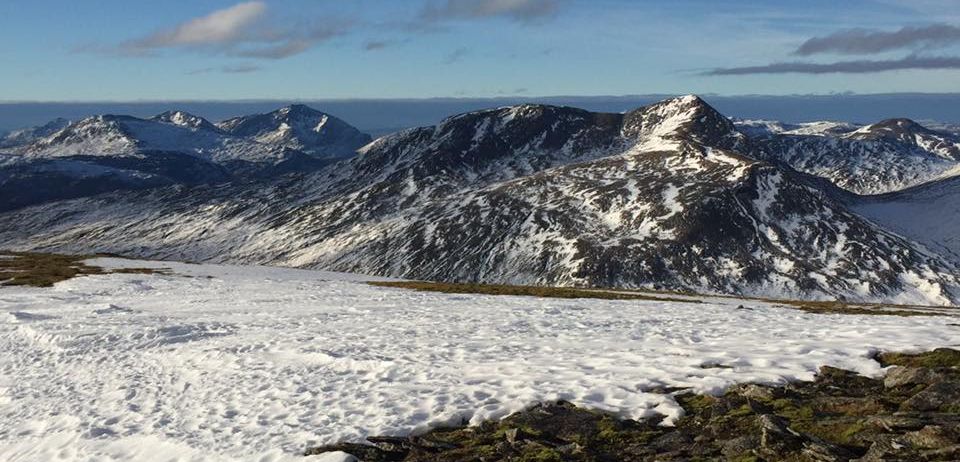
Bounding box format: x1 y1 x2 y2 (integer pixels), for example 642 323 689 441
1 258 958 461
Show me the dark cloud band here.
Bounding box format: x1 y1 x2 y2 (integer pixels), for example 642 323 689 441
706 55 960 75
794 24 960 56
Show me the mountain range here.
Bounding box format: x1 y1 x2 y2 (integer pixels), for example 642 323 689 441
1 96 958 305
0 105 370 211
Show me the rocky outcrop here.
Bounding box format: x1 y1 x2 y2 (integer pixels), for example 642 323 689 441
306 349 960 461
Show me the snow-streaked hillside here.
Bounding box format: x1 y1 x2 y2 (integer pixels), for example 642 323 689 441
1 96 958 305
1 258 958 462
754 118 960 195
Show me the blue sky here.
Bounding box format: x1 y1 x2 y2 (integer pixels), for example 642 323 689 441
2 0 959 101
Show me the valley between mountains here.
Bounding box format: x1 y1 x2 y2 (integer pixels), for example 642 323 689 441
1 95 958 305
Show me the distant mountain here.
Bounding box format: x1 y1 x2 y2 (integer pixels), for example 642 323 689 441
0 106 370 211
0 117 71 148
1 96 956 305
151 110 221 132
733 119 859 138
752 118 960 195
217 104 372 160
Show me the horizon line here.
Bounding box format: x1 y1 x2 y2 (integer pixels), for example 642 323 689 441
4 91 960 105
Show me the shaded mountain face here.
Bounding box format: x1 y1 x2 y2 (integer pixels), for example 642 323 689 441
0 106 370 211
853 176 960 264
1 96 956 305
752 118 960 195
217 104 372 160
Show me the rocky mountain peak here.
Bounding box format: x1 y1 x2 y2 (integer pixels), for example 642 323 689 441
216 105 371 159
151 111 219 132
622 95 744 150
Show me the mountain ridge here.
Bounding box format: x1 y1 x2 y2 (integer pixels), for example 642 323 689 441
2 95 957 305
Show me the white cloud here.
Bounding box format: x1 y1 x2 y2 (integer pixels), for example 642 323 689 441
111 1 349 60
136 2 267 48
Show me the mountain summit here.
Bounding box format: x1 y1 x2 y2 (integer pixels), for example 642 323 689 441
217 104 372 160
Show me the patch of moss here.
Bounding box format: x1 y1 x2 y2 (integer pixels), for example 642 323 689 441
769 399 814 421
677 393 716 413
731 455 760 462
517 445 564 462
727 404 756 417
878 348 960 368
0 251 171 287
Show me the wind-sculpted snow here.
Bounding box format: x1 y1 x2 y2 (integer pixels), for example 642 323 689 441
1 259 958 461
1 96 957 304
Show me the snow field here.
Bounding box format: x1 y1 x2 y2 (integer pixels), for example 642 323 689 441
1 258 958 461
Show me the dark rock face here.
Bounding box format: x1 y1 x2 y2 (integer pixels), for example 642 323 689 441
0 152 232 212
305 349 960 461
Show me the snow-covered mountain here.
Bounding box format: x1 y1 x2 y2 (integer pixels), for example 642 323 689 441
18 113 300 166
217 104 372 160
0 107 371 211
753 118 960 195
1 96 957 305
733 119 859 138
150 110 221 132
0 117 71 148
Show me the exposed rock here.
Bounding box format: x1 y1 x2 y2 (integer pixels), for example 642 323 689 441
305 349 960 461
901 381 960 412
884 366 945 388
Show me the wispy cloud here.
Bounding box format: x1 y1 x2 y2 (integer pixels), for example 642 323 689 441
793 24 960 56
420 0 560 23
363 40 393 51
443 47 470 64
186 64 262 75
93 1 350 60
706 54 960 75
132 2 267 49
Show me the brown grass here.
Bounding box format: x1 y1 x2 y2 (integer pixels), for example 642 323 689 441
369 280 956 317
368 280 700 303
0 251 170 287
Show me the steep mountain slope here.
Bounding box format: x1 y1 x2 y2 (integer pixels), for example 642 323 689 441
753 119 960 195
217 104 372 160
1 96 956 305
854 176 960 263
